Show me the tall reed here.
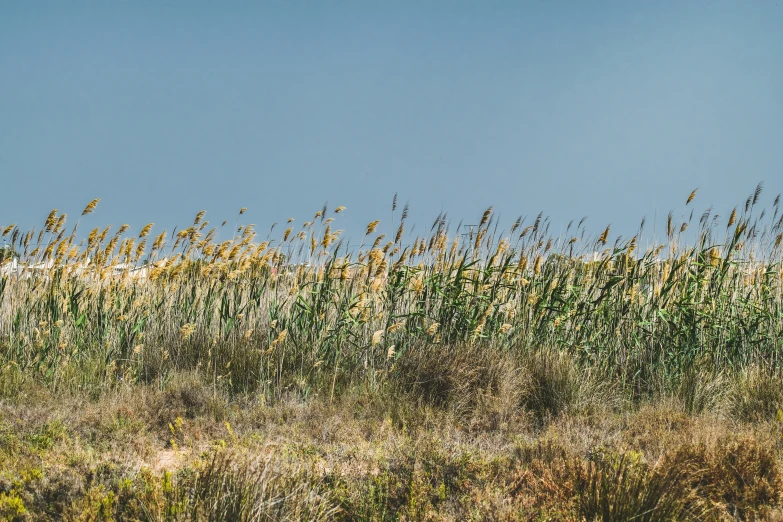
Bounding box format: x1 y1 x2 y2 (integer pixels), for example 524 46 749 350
1 186 781 401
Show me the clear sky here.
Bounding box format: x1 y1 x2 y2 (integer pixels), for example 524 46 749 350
1 1 782 246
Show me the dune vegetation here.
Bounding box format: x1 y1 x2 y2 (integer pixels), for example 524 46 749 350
2 185 783 520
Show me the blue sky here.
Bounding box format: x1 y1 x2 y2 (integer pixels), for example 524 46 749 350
1 1 782 246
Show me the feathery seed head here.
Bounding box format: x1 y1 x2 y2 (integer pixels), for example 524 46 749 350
139 223 154 238
480 207 493 227
366 220 381 235
728 208 737 228
82 199 100 216
598 226 610 245
45 209 58 232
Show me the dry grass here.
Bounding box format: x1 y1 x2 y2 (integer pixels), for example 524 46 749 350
0 361 782 520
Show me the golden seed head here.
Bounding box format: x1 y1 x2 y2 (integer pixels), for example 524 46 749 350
82 199 100 216
45 209 58 232
366 220 381 235
139 223 154 238
598 226 610 245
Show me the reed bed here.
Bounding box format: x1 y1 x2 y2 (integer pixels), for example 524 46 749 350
3 186 783 520
1 186 782 402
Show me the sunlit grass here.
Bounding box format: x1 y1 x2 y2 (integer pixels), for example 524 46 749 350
1 185 781 400
2 185 783 519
